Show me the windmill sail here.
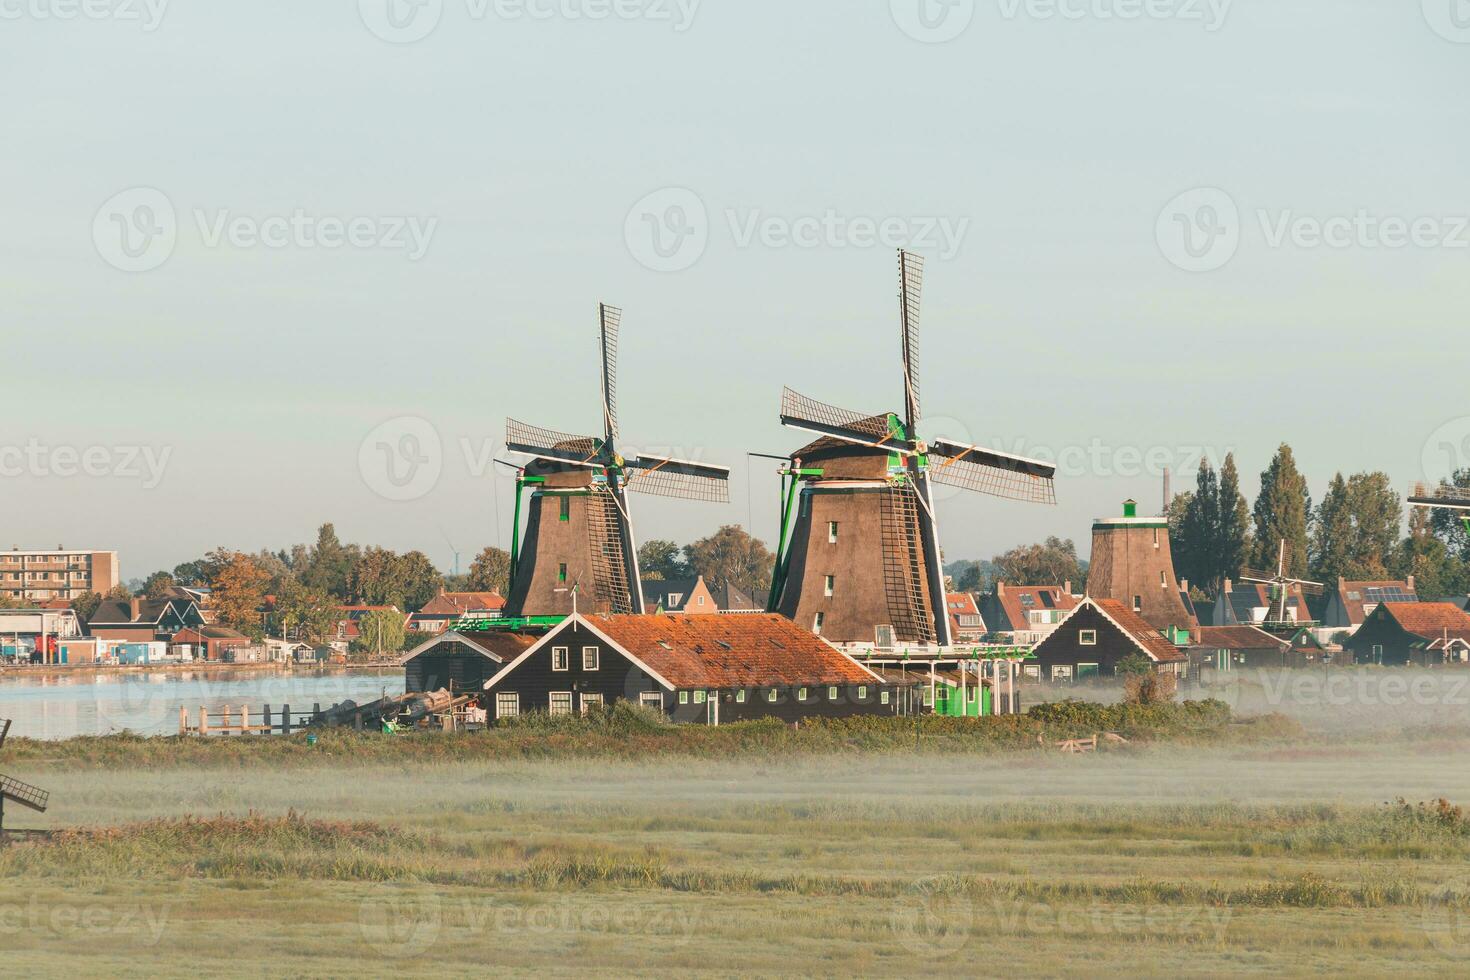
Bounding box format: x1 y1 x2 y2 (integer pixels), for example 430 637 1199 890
780 388 906 449
624 455 731 502
505 418 602 466
927 439 1057 504
598 303 621 446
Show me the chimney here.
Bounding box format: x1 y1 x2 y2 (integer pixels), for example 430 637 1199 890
1063 580 1072 596
1181 578 1190 594
1408 575 1415 591
128 596 142 620
1223 578 1233 594
996 582 1006 597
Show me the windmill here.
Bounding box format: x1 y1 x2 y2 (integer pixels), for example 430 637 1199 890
502 304 730 618
1239 540 1324 625
767 250 1057 648
0 719 50 840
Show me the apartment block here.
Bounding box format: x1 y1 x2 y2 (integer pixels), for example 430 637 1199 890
0 548 119 602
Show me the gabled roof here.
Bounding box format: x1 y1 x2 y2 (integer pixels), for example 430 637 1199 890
173 625 251 642
946 593 985 633
87 597 198 627
1333 578 1418 625
1216 582 1312 625
642 577 701 612
710 582 758 612
415 592 506 617
984 584 1077 632
1195 625 1290 653
486 613 882 691
1091 599 1188 663
1376 602 1470 641
399 628 539 665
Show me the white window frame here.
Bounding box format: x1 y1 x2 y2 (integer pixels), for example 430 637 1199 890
880 690 890 705
694 691 707 705
548 692 573 716
767 689 778 703
639 691 662 709
735 689 746 703
580 692 603 714
813 612 824 635
496 692 520 718
827 686 838 700
679 691 690 704
582 645 599 671
824 575 835 598
856 686 868 700
551 646 569 671
828 521 839 543
1051 665 1073 682
798 687 808 701
1024 664 1041 678
1079 630 1097 646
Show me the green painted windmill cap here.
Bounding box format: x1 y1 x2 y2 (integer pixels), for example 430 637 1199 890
1122 499 1138 517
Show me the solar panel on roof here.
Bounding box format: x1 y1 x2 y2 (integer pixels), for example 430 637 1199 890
1041 593 1056 608
1019 594 1035 606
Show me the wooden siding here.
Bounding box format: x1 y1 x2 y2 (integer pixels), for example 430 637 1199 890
1032 604 1164 679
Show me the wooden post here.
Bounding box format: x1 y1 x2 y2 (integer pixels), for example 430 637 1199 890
282 704 291 736
354 710 362 732
313 702 321 723
263 705 272 734
242 704 250 735
223 706 232 733
179 706 187 736
200 706 209 736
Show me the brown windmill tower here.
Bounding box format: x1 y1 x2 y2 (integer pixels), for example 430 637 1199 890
502 304 730 618
1087 499 1198 633
767 250 1057 648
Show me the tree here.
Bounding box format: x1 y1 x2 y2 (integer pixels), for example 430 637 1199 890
1391 507 1470 599
946 559 998 593
467 547 512 594
992 537 1084 588
396 551 443 610
352 607 407 657
1252 444 1312 577
1427 469 1470 563
273 579 340 644
1312 472 1401 582
1217 453 1251 585
683 526 775 598
638 540 687 582
71 590 103 622
142 571 176 600
172 560 208 587
211 552 271 639
1173 461 1221 592
302 523 356 599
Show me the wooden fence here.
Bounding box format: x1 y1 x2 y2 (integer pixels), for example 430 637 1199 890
178 704 338 736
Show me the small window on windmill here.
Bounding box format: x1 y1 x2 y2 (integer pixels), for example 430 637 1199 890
824 575 835 598
559 495 570 522
813 612 825 635
1160 570 1167 588
558 563 567 583
1133 595 1142 612
875 625 896 651
828 522 839 543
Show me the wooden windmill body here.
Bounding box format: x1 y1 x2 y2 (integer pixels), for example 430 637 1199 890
768 251 1057 649
502 305 730 619
1087 499 1199 633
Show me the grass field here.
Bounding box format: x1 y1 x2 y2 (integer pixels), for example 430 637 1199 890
6 704 1470 977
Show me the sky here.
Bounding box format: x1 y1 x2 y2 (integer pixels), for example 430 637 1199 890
2 0 1468 580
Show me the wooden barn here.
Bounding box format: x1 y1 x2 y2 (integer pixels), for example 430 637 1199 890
1028 597 1188 681
481 613 893 725
1345 602 1470 666
1190 625 1305 670
399 629 540 694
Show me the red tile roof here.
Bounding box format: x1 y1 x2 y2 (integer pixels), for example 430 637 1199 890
1195 625 1289 652
1382 602 1470 640
416 592 506 617
1094 599 1188 663
1334 579 1417 625
585 613 880 688
993 584 1078 632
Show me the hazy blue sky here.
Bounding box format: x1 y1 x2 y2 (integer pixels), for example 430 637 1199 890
3 0 1468 580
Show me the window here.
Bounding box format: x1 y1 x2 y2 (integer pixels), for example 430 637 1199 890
880 690 890 705
767 689 778 703
827 686 838 700
559 495 570 522
824 575 835 598
558 563 567 583
857 686 867 700
736 689 746 703
875 624 895 651
1372 644 1384 664
679 691 690 704
668 593 684 606
828 521 839 543
1153 528 1160 548
798 687 808 701
580 693 603 714
1051 665 1073 681
496 693 520 718
1133 596 1142 612
582 646 599 671
551 647 569 671
1078 663 1099 679
1079 630 1097 646
1024 664 1041 679
813 612 824 635
549 692 573 716
640 692 662 709
697 595 706 606
1160 571 1166 587
694 691 707 704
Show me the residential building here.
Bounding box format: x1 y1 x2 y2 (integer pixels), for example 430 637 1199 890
408 591 506 633
642 576 719 615
0 548 119 602
1345 602 1470 666
1320 577 1419 633
1191 625 1300 671
334 605 405 647
400 629 541 694
481 613 892 724
171 626 253 662
1028 597 1188 681
1208 580 1315 628
86 596 205 642
945 593 987 643
978 582 1078 645
711 582 760 613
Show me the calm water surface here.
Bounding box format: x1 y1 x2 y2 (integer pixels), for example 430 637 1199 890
0 668 405 740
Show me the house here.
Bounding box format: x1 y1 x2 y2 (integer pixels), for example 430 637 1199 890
0 607 83 663
1207 580 1315 628
334 605 405 646
1191 625 1297 671
978 582 1078 644
1028 597 1188 681
400 628 542 694
1345 602 1470 666
945 593 987 643
86 596 204 642
1320 577 1419 633
170 626 253 662
711 582 760 614
408 591 506 633
482 613 891 725
642 576 720 615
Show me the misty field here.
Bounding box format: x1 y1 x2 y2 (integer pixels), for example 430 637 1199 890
7 715 1470 977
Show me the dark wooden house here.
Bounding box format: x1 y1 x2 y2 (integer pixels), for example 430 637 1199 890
1320 576 1418 631
1190 625 1298 671
1028 597 1188 681
399 629 540 694
1345 602 1470 666
482 613 894 724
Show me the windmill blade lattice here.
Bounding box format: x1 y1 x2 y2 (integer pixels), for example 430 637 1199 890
927 439 1057 504
780 388 900 446
598 303 621 445
898 249 923 429
624 455 730 503
505 418 603 465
